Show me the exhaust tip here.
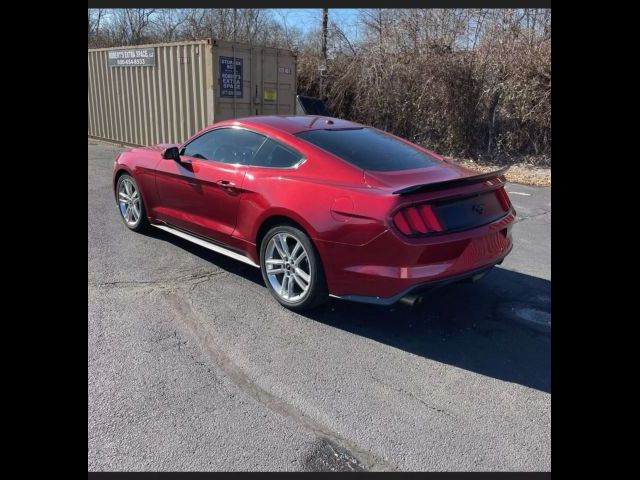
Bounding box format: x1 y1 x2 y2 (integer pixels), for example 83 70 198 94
464 269 491 283
399 294 423 308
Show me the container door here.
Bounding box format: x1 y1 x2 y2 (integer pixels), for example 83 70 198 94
213 42 296 121
260 48 295 117
214 43 254 121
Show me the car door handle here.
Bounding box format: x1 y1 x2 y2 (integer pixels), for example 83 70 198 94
216 180 236 188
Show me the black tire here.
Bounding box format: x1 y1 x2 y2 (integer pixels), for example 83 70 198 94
115 173 149 232
260 225 328 311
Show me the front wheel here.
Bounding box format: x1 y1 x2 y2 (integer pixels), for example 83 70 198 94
260 225 328 311
116 173 149 232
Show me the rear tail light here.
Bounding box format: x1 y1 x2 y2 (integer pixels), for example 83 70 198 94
494 187 512 211
393 204 444 236
392 186 513 237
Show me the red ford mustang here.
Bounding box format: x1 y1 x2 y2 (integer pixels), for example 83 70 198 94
113 115 515 310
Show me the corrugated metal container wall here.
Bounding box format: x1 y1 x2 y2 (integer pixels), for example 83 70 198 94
88 40 213 146
88 39 297 147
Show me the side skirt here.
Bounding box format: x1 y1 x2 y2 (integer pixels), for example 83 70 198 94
152 223 260 268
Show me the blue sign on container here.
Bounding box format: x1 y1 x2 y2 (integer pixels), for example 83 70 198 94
219 56 243 98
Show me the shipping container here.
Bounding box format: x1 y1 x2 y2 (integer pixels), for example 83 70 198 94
88 38 297 146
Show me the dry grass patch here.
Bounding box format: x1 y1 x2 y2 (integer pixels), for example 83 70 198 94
456 159 551 187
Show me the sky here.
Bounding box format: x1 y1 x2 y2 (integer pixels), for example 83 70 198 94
270 9 361 41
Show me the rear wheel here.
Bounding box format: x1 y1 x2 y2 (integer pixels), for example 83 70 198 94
260 225 328 311
116 174 149 232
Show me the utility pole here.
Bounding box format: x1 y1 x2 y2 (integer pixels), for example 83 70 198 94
233 8 237 42
320 8 328 98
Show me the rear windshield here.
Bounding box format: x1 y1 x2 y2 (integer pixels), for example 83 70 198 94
295 128 439 171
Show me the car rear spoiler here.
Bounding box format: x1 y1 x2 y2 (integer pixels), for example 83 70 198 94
392 166 510 195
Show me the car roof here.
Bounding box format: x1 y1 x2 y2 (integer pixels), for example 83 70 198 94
231 115 363 135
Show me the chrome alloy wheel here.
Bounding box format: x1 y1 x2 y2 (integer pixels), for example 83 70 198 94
265 233 312 302
118 177 141 227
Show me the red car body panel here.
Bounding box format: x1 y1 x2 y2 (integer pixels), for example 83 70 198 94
113 116 515 303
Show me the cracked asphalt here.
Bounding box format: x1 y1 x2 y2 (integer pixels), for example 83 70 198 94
88 141 551 472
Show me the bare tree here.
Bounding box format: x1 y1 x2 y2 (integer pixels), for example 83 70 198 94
152 9 187 43
88 9 103 36
108 9 156 45
272 10 303 50
88 9 105 47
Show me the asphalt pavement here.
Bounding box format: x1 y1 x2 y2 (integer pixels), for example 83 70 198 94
88 140 551 471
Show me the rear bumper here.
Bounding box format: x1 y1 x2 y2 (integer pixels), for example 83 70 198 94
315 210 515 303
330 250 510 305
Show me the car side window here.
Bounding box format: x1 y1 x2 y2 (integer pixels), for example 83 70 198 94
181 128 266 165
250 138 304 168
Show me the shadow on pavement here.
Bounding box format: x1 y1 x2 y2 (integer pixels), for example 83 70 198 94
305 267 550 393
148 228 551 393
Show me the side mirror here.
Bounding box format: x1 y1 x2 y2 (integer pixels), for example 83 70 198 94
162 146 181 161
